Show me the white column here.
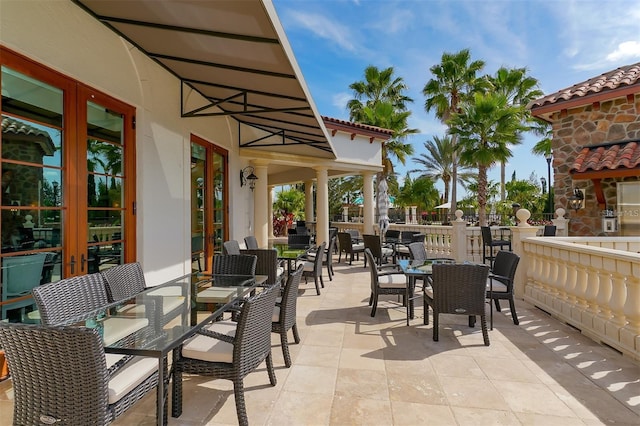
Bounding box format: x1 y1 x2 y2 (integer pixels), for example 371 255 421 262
253 163 269 248
342 205 349 222
304 180 314 223
314 167 329 245
411 206 418 224
362 172 375 234
268 185 274 238
451 210 467 263
552 208 569 237
404 206 410 223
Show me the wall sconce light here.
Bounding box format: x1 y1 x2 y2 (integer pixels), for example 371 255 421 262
568 188 585 212
240 166 258 191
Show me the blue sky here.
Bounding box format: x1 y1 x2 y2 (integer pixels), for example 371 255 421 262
273 0 640 196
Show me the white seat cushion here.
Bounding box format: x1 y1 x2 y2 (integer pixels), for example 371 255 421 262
103 317 149 346
105 353 126 369
273 305 281 322
352 243 365 251
303 261 314 272
396 246 410 254
181 321 237 363
146 285 183 297
378 273 406 288
487 279 508 293
381 247 394 257
108 356 158 404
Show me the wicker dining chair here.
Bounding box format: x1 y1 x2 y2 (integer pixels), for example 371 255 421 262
272 264 304 367
287 234 311 249
243 235 259 249
487 250 520 328
302 241 325 295
101 262 185 325
240 249 284 287
408 242 428 261
101 262 146 302
304 235 336 281
480 226 511 267
363 234 394 266
222 240 242 255
171 284 280 426
213 254 257 275
364 248 406 318
0 322 158 425
424 263 491 345
32 273 110 326
337 232 365 265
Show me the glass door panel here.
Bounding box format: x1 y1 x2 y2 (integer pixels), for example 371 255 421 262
1 65 65 322
191 136 228 273
84 100 126 272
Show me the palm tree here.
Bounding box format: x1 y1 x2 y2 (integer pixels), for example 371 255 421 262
487 67 543 200
409 135 474 203
448 92 527 226
423 49 485 214
347 66 417 224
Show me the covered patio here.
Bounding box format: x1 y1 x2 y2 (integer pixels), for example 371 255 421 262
2 262 636 425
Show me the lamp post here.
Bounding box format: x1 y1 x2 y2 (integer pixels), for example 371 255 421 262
545 151 552 215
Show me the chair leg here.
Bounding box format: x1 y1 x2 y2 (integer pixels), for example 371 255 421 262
320 274 324 288
423 302 429 325
508 297 519 325
266 351 277 385
494 299 502 312
370 294 378 317
433 312 439 341
368 292 373 306
480 314 490 346
292 323 300 344
280 331 292 368
232 379 249 426
468 315 476 327
313 276 321 295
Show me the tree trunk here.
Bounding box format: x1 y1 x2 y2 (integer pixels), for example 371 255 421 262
478 165 488 227
500 161 505 201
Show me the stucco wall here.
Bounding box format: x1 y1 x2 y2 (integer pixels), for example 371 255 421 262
0 0 254 283
549 93 640 236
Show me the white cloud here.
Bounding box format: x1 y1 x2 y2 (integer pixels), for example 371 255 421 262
606 41 640 62
286 10 358 53
331 92 351 114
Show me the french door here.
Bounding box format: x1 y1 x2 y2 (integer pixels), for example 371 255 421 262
1 47 136 321
191 135 228 273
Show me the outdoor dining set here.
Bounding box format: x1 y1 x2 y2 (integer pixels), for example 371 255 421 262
0 226 519 425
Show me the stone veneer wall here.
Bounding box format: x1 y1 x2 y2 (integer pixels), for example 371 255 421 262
549 93 640 236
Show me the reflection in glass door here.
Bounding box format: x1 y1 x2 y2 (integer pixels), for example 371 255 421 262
1 48 136 323
191 135 227 272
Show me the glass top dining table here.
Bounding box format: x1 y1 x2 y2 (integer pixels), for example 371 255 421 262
73 272 263 426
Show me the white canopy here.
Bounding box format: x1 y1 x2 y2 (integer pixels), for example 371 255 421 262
435 202 451 209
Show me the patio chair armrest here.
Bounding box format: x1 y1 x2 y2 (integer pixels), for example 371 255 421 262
489 273 510 283
197 328 235 344
106 354 136 378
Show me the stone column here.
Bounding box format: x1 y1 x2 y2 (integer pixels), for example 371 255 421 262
552 208 569 237
305 180 314 223
314 167 329 246
451 210 467 262
404 206 410 223
268 185 274 238
411 206 418 224
252 163 269 248
342 205 349 222
511 209 540 298
362 172 375 234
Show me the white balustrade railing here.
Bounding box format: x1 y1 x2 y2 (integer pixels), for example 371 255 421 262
522 237 640 361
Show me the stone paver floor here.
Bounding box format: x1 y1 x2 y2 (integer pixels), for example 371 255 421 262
1 260 639 425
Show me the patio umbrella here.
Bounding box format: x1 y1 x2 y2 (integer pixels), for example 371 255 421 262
435 202 451 209
378 177 390 237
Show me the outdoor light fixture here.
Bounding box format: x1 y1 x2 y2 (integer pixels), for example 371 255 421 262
545 151 553 214
240 166 258 191
568 188 584 212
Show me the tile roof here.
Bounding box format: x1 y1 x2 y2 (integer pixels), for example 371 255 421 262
529 62 640 110
322 116 394 136
571 140 640 174
2 116 56 155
